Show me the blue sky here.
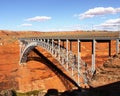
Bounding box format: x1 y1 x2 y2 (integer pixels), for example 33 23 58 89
0 0 120 31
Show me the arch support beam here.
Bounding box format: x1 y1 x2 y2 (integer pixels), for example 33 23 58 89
52 39 54 54
77 39 81 85
92 39 96 73
66 39 69 69
58 39 61 61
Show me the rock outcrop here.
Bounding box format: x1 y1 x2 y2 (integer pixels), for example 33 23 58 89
90 53 120 87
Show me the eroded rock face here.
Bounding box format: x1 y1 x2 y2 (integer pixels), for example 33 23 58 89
0 36 74 92
0 40 19 91
16 60 71 92
90 53 120 87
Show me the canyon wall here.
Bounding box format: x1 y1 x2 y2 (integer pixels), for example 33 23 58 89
0 31 119 92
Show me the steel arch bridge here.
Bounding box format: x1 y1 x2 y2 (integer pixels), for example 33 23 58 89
19 32 120 87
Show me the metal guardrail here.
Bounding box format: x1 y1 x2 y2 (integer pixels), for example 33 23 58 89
19 39 93 86
37 40 89 86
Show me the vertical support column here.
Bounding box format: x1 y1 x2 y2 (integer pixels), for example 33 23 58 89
58 39 61 61
66 39 69 69
77 39 80 85
47 39 49 50
109 40 111 57
40 39 42 46
116 39 119 55
71 40 73 76
52 39 54 54
92 39 96 73
43 39 45 48
61 43 64 65
78 39 81 66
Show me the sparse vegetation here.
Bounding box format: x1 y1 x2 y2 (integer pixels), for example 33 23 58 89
16 90 40 96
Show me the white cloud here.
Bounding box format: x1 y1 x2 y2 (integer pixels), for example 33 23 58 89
78 7 120 19
21 23 32 27
25 16 52 22
95 18 120 30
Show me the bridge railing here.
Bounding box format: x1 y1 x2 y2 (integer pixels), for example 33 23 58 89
20 39 93 86
36 40 90 86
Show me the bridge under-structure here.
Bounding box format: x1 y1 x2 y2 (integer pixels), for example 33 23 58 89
19 32 120 87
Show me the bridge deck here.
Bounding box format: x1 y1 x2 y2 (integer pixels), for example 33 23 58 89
21 32 120 40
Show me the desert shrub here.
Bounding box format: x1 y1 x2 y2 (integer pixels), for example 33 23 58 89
0 89 17 96
16 90 39 96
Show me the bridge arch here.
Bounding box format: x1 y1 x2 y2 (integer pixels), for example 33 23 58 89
19 39 90 87
20 42 38 64
19 41 80 90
